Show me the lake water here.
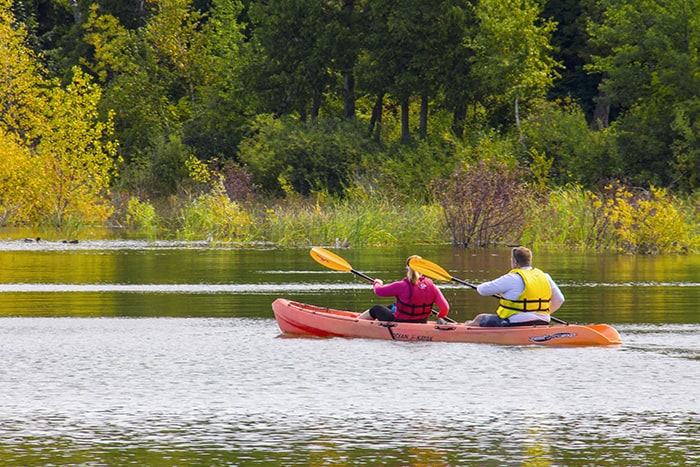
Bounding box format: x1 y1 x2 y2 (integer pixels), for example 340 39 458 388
0 239 699 466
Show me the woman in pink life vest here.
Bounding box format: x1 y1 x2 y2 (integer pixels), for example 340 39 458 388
357 255 450 324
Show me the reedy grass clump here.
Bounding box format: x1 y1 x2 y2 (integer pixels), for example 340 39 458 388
176 180 254 242
125 196 159 240
257 194 445 247
521 185 605 250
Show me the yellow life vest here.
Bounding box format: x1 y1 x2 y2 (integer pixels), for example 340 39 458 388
496 268 552 319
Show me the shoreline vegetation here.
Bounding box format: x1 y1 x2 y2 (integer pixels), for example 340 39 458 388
4 179 698 255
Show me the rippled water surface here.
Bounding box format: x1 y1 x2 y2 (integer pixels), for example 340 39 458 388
0 239 699 465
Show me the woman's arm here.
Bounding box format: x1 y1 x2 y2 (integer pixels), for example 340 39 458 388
373 279 407 298
434 286 450 318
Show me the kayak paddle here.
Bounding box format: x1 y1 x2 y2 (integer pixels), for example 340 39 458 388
310 247 374 282
408 256 569 325
310 247 456 323
408 257 479 289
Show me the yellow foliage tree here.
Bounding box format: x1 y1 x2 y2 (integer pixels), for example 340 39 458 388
144 0 210 107
0 1 46 142
0 0 46 224
34 68 118 226
0 133 40 225
3 1 118 228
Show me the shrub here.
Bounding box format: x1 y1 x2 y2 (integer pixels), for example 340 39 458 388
600 183 698 254
238 115 366 197
520 99 619 187
433 158 530 247
522 182 700 253
125 196 159 238
177 180 254 242
521 185 613 250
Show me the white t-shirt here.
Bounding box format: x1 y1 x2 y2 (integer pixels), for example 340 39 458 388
476 266 565 323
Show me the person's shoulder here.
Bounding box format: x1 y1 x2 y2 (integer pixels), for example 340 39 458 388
533 267 552 277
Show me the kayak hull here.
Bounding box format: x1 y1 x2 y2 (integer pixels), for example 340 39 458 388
272 298 621 346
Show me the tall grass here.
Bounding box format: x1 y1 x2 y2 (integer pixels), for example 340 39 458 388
106 182 700 254
256 196 445 247
521 185 608 250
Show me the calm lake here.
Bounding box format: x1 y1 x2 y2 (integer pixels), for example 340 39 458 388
0 239 699 466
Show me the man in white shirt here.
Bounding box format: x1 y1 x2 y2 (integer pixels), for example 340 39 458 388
467 246 565 327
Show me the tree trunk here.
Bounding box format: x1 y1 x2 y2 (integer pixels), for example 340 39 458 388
452 103 467 138
342 0 356 120
515 97 527 151
368 93 384 143
311 94 321 120
68 0 81 23
419 94 428 139
343 72 356 120
400 96 411 143
592 90 610 129
275 90 295 118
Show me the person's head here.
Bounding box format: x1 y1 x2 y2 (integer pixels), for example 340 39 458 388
406 255 422 285
511 246 532 268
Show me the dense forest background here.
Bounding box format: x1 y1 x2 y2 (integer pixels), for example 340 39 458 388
1 0 699 251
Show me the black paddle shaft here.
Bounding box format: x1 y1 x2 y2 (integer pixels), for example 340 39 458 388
351 269 375 283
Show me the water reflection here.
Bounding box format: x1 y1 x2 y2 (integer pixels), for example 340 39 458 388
0 282 361 293
0 240 698 323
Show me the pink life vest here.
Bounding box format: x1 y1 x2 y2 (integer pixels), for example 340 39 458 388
393 277 439 321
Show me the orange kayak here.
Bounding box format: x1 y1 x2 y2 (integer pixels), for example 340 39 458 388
272 298 621 346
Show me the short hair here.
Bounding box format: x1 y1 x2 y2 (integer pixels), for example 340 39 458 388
512 246 532 267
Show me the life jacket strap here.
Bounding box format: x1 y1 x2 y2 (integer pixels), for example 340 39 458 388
395 298 433 318
499 297 551 313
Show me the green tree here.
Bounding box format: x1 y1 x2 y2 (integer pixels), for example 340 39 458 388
183 0 250 162
470 0 560 127
543 0 604 122
238 115 365 197
520 99 619 186
588 0 700 190
83 4 173 163
83 0 213 195
359 0 450 142
436 0 478 138
143 0 209 108
333 0 363 121
246 0 335 119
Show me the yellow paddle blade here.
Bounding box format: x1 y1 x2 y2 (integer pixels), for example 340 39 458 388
310 247 353 272
409 257 454 282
